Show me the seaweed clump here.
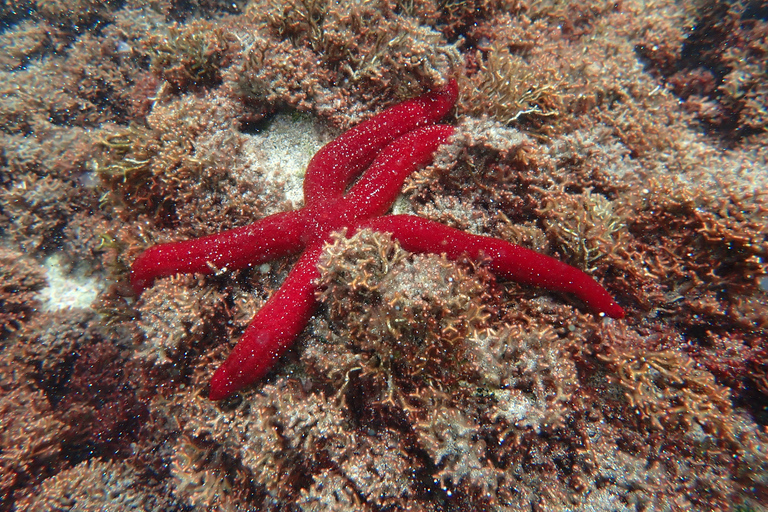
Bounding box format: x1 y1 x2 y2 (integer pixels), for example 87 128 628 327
638 0 768 139
1 0 768 510
0 248 45 337
148 19 238 93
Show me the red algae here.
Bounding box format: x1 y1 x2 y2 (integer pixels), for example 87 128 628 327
1 0 767 510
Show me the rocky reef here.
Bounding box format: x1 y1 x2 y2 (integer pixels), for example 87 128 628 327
1 0 766 510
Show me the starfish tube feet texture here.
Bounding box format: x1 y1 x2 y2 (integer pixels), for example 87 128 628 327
129 78 624 400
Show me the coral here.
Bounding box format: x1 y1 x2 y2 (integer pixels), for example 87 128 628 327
12 308 101 374
315 229 408 334
319 15 459 91
338 429 416 506
0 22 146 134
0 128 108 267
404 116 630 307
404 116 538 228
168 377 347 505
164 372 451 509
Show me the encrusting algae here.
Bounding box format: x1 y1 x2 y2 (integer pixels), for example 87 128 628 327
0 0 767 510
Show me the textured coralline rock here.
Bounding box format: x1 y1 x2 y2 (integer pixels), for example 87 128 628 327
2 0 768 510
540 189 627 270
468 325 578 432
170 434 238 510
639 0 768 138
0 383 67 504
0 247 45 336
297 468 366 511
414 401 501 495
318 229 490 350
164 378 352 504
136 274 225 365
147 19 237 92
14 458 168 512
0 19 58 70
1 174 73 253
233 0 461 126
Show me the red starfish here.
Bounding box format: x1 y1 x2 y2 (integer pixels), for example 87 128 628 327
131 80 624 400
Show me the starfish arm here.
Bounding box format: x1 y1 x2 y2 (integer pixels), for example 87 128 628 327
359 215 625 319
131 210 307 294
208 242 324 400
302 79 458 206
341 125 455 221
